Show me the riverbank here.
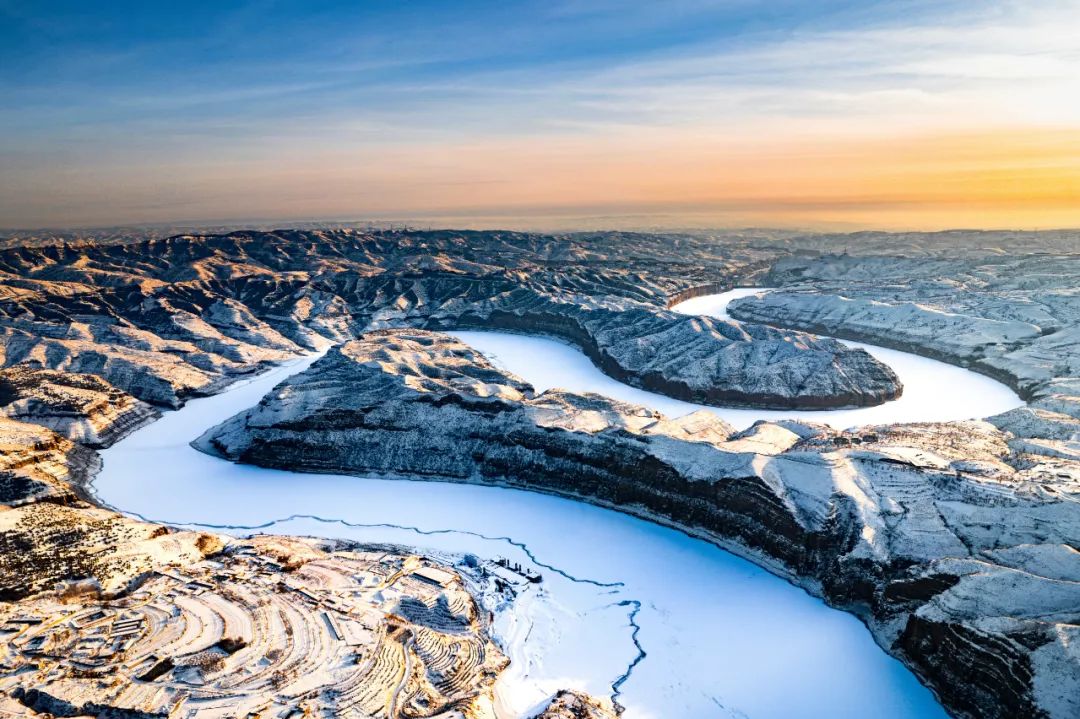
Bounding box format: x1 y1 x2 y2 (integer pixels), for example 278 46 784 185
92 333 948 718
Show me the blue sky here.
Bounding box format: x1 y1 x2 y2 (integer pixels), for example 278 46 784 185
1 1 1078 229
1 1 932 135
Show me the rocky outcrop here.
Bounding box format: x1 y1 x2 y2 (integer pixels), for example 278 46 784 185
200 329 1080 719
0 319 614 718
0 366 161 507
198 331 745 491
0 416 98 506
729 292 1040 362
0 366 158 446
723 255 1080 555
535 690 619 719
7 227 1080 719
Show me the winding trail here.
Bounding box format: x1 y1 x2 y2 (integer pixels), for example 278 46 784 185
85 289 1022 718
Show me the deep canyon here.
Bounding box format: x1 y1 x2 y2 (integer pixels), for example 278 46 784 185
1 228 1078 719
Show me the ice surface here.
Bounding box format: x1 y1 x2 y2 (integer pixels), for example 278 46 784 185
91 296 974 718
674 287 770 322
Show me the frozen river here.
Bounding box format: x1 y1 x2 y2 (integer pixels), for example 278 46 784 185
457 288 1023 431
86 289 1023 719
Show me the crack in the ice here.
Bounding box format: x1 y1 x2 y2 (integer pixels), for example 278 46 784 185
710 695 751 719
611 599 646 714
145 511 623 588
102 506 650 708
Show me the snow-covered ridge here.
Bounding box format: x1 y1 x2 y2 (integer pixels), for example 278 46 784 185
93 339 947 718
187 311 1077 719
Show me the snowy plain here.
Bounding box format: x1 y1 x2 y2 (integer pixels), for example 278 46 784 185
85 289 1023 719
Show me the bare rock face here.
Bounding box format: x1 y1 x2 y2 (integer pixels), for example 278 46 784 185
0 361 166 511
0 368 157 508
6 227 1080 719
200 329 1080 719
536 690 620 719
0 366 159 446
0 416 98 506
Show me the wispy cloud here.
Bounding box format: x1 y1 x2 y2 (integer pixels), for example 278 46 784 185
1 0 1078 228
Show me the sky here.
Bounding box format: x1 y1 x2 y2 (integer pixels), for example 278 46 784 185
1 0 1079 231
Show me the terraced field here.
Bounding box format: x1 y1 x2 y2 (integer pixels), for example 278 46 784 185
0 536 508 719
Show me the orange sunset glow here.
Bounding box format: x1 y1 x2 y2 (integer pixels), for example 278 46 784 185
2 1 1079 231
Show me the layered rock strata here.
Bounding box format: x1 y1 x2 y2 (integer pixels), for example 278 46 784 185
201 330 1080 719
0 366 158 446
0 415 98 506
7 227 1080 719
